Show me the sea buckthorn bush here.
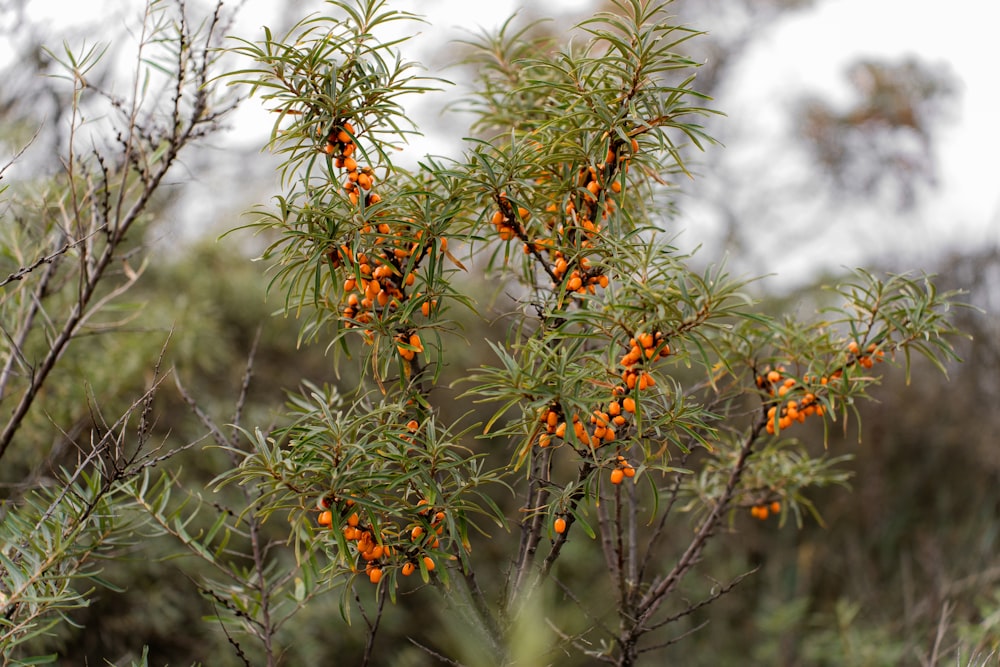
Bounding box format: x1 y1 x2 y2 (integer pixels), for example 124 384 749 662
225 0 964 664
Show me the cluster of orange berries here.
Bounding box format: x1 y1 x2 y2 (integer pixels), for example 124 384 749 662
759 340 886 435
489 138 638 300
535 329 667 484
619 331 668 391
847 340 885 369
322 120 381 208
320 117 443 359
316 495 441 585
538 401 630 450
750 500 781 520
609 455 636 485
336 233 440 335
758 368 827 435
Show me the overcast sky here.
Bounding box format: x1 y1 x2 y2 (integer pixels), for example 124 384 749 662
6 0 997 279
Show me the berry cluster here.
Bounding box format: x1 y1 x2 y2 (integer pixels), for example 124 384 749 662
758 339 886 436
535 328 669 485
758 367 826 436
316 494 443 585
609 455 636 485
488 138 638 301
847 340 885 369
319 117 444 363
749 500 781 520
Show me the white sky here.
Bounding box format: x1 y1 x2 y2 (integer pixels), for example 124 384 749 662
734 0 1000 243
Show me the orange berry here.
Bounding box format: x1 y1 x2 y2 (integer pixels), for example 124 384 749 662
554 517 567 534
368 567 383 584
624 371 637 390
401 562 415 576
406 419 419 432
770 501 781 514
766 370 781 384
409 333 424 353
538 433 551 448
610 469 625 485
622 397 636 414
608 400 621 417
347 512 360 527
423 556 436 572
622 465 635 478
317 510 333 527
411 526 424 540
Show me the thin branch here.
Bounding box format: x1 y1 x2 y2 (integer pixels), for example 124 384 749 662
636 450 692 585
636 619 710 655
631 414 767 637
644 569 757 633
361 583 388 667
0 228 104 288
0 259 58 403
407 638 467 667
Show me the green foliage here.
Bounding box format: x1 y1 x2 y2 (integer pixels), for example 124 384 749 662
220 0 965 664
0 0 978 665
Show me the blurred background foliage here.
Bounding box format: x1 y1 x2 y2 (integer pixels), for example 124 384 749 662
1 0 996 664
